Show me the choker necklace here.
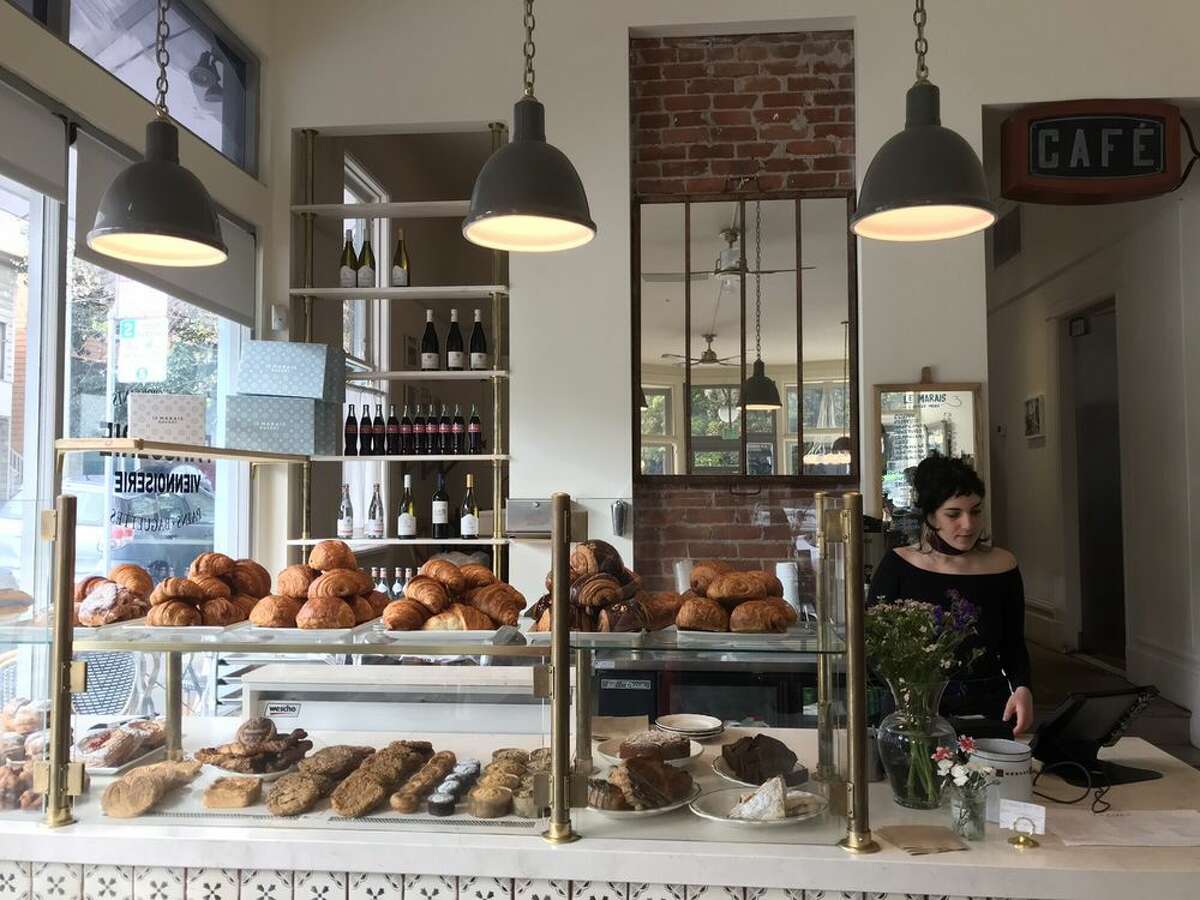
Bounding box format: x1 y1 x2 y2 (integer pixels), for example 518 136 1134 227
927 527 973 556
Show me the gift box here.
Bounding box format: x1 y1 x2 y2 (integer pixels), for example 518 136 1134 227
235 340 345 404
224 395 339 456
127 393 207 445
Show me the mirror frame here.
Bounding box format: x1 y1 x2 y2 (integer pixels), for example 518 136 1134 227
631 189 860 485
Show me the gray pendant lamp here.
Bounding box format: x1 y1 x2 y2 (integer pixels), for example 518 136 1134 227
742 201 782 411
87 0 227 267
850 0 995 242
463 0 595 253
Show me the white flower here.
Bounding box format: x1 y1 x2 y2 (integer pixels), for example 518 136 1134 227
937 759 953 774
953 772 969 787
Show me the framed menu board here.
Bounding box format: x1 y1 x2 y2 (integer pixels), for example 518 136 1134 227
873 383 983 545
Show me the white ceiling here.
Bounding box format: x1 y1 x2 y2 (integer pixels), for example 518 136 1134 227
639 197 850 369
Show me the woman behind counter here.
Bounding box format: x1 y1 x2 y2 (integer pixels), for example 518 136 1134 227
868 455 1034 734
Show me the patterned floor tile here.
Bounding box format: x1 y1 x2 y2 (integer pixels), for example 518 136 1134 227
685 890 740 900
0 862 31 900
403 877 454 900
514 882 568 900
83 867 131 900
132 868 182 900
746 891 802 900
240 871 293 900
347 874 402 900
804 893 862 900
295 874 346 900
571 884 625 900
32 865 81 900
461 879 513 900
628 887 685 900
186 870 239 900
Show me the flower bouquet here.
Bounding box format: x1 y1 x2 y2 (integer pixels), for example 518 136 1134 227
865 598 981 809
935 736 997 840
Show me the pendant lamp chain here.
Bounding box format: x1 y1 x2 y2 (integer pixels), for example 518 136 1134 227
522 0 536 97
913 0 929 83
753 200 763 360
154 0 172 117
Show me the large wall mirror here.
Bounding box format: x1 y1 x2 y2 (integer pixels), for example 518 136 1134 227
634 193 858 480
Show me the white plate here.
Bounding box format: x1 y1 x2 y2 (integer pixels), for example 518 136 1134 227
589 783 702 818
595 738 702 769
655 713 723 733
689 786 827 827
711 756 809 788
201 762 296 782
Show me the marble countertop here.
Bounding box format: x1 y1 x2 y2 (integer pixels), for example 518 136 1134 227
1 721 1197 900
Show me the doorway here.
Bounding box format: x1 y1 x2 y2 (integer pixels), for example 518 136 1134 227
1068 301 1125 665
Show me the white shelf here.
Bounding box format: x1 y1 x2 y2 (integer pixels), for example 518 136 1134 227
312 454 508 463
346 370 507 382
55 438 305 465
286 537 509 548
290 200 469 218
288 286 507 301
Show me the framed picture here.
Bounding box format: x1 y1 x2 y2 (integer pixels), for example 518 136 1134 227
1024 394 1045 439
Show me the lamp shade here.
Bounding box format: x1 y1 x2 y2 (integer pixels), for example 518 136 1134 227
742 359 782 410
87 119 228 267
851 81 995 242
463 96 596 252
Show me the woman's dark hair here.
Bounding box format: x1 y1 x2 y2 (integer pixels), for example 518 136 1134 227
913 453 985 518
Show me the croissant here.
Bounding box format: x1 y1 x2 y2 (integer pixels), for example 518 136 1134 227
308 569 363 600
229 594 259 622
570 573 623 609
544 566 584 593
569 540 624 578
382 599 428 631
690 560 734 595
404 576 450 614
198 596 239 627
229 559 272 598
740 570 783 599
107 564 152 600
676 597 729 632
307 540 357 572
422 602 494 631
192 574 232 600
349 595 377 625
250 595 302 628
149 578 204 606
296 596 355 629
365 590 391 616
617 568 642 601
275 564 319 599
532 606 594 633
730 599 789 634
459 562 497 590
524 593 551 621
147 600 201 627
465 583 524 626
765 597 798 624
188 552 235 578
418 559 467 597
636 591 685 631
707 571 761 606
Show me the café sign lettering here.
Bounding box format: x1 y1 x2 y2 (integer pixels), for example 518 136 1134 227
1002 100 1181 204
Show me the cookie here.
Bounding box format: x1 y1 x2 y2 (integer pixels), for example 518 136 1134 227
265 772 327 817
330 771 387 818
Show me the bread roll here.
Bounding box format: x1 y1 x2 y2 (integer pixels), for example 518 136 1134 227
676 597 729 632
690 560 734 595
382 599 428 631
404 575 450 614
275 564 319 599
422 602 493 631
296 596 355 629
249 595 303 628
729 599 789 634
107 564 152 600
307 539 357 572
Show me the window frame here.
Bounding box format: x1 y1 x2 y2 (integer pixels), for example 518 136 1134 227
632 189 860 486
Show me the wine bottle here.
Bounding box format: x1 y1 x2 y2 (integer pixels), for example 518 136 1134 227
391 566 405 597
337 484 354 539
390 228 410 287
358 404 373 456
386 404 401 456
343 403 358 456
420 309 440 371
469 309 489 370
467 404 483 454
373 403 386 455
399 404 414 455
397 474 417 538
431 472 450 539
339 229 358 288
451 404 465 455
446 309 465 371
412 406 426 455
357 229 376 287
365 482 385 539
438 405 452 456
460 474 480 539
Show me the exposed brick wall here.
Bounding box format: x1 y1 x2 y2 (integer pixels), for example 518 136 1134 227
630 31 855 197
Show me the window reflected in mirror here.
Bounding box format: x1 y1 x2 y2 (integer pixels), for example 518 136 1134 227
636 194 857 479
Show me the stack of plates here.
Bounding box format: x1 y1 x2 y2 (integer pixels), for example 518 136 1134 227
654 713 725 741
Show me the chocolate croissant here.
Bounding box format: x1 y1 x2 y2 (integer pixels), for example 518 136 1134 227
307 539 357 572
690 559 734 595
569 540 624 578
571 573 623 609
524 593 552 621
598 600 646 633
275 564 319 599
250 595 302 628
730 599 789 634
382 599 428 631
308 569 363 600
676 596 729 632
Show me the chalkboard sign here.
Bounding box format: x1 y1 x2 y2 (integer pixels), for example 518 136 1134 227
873 383 983 545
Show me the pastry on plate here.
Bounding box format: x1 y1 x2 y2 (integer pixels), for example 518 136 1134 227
458 562 497 589
228 559 272 598
689 560 734 595
404 576 451 615
381 599 429 631
146 600 201 627
298 745 374 781
307 539 357 572
569 540 624 578
296 596 355 629
619 730 690 761
249 595 303 628
422 602 493 631
721 733 803 785
418 558 467 596
274 564 319 599
266 771 329 817
107 564 152 600
203 776 262 809
587 778 628 810
608 756 693 810
729 599 790 634
675 596 729 632
188 552 235 579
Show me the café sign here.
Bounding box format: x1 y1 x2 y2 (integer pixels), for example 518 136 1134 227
1001 100 1181 204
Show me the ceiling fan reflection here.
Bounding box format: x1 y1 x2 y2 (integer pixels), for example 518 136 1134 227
660 333 739 368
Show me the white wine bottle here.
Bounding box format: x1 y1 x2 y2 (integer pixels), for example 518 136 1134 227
460 474 479 539
396 474 417 538
390 228 410 287
357 228 376 287
337 483 354 539
365 483 385 539
339 229 358 288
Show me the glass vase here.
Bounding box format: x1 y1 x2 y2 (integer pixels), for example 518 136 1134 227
876 679 957 809
950 787 987 841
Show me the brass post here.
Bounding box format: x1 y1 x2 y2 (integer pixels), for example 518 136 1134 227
839 491 880 854
544 491 579 843
574 647 593 776
488 123 507 581
164 652 184 761
813 492 835 782
45 495 77 828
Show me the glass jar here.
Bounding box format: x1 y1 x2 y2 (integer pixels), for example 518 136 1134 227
876 679 957 809
950 787 987 841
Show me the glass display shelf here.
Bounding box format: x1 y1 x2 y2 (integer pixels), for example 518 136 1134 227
288 286 507 301
562 624 846 656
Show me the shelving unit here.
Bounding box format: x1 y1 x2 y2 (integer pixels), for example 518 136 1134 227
293 124 510 578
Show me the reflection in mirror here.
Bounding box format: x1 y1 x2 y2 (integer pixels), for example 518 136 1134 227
639 203 685 475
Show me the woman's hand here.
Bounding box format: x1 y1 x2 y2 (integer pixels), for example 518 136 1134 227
1003 686 1034 735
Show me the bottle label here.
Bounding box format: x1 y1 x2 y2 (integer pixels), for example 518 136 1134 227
400 424 413 436
470 352 490 370
397 512 417 537
460 513 480 538
447 351 465 369
391 267 409 287
356 265 375 287
365 518 384 539
452 423 464 436
431 501 449 525
421 352 440 370
337 516 354 539
339 266 356 288
468 423 482 434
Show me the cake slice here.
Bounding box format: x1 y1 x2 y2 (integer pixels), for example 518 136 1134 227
729 774 787 820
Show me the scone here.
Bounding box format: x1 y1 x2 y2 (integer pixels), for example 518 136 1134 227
203 776 261 809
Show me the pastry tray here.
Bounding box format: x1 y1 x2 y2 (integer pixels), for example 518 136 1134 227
666 625 818 646
524 628 645 647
